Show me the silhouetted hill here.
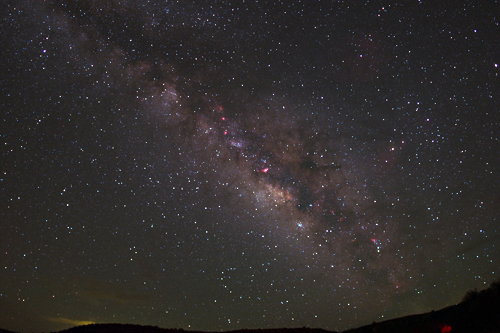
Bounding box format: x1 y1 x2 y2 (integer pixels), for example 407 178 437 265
2 280 499 333
56 326 335 333
57 324 191 333
344 279 500 333
57 324 199 333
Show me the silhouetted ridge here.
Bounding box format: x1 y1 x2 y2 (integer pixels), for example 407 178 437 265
343 278 500 333
57 324 191 332
56 326 334 333
2 281 498 333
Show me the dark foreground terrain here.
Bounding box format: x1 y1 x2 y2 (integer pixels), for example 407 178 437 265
1 281 499 333
343 283 500 333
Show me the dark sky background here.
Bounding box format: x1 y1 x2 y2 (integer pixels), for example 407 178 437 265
1 1 499 332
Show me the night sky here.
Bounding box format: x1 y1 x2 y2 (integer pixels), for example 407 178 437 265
1 1 499 332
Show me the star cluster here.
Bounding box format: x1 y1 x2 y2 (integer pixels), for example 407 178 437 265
1 1 499 332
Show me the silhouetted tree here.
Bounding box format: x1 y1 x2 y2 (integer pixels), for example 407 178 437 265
461 278 500 304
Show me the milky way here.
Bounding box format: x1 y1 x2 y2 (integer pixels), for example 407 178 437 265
1 1 499 332
136 57 397 281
